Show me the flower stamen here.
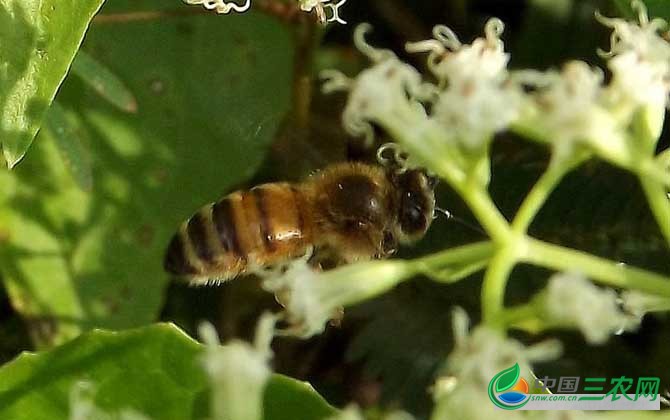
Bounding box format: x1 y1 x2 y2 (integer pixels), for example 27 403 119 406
184 0 251 14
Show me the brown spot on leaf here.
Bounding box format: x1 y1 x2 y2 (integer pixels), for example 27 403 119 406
104 296 120 314
150 79 165 95
135 224 155 247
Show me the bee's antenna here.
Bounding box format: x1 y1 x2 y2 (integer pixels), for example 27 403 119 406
434 207 487 236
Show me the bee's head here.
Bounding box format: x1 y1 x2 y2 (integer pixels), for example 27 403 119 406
390 169 436 244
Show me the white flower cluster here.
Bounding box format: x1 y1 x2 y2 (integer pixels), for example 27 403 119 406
598 1 670 109
408 19 522 150
514 2 670 160
262 257 410 338
323 19 518 153
536 273 640 345
199 313 276 420
324 2 670 172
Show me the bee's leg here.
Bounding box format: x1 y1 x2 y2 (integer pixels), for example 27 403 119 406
329 306 345 327
308 246 345 271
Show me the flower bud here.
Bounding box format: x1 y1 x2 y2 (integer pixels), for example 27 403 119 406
534 273 639 344
262 259 411 338
199 313 276 420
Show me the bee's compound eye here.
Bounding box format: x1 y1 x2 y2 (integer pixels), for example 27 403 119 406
405 205 422 223
400 200 426 233
393 170 435 242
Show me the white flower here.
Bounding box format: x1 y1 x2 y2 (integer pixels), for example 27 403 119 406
321 25 429 146
324 20 521 155
431 79 519 150
298 0 348 24
183 0 251 14
262 258 410 338
444 307 561 387
598 1 670 108
537 272 639 344
407 19 509 86
514 61 626 158
407 19 521 149
517 62 602 140
343 58 428 144
326 406 364 420
326 405 415 420
199 313 276 420
431 308 560 420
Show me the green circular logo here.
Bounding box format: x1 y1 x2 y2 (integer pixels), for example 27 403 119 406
488 363 530 410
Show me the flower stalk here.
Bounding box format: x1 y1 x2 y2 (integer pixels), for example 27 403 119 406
639 175 670 246
523 238 670 297
511 151 589 234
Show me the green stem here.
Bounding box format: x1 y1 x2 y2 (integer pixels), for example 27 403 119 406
500 302 538 327
639 175 670 247
515 121 670 189
523 238 670 297
481 243 519 327
639 160 670 189
445 259 490 282
418 257 490 284
413 241 494 272
457 186 511 242
511 156 581 234
410 241 493 284
658 148 670 168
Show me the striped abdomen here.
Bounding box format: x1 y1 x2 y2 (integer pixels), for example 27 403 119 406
164 183 312 282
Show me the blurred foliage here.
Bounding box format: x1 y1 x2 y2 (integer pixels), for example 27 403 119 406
43 101 94 192
0 0 105 168
70 50 138 115
0 1 293 346
0 323 335 419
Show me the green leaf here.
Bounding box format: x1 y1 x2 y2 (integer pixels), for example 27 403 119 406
70 50 138 113
0 0 106 168
0 2 293 346
43 101 93 191
264 375 337 420
0 323 336 420
494 363 520 393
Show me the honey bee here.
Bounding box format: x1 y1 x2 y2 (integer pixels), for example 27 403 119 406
164 162 436 284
